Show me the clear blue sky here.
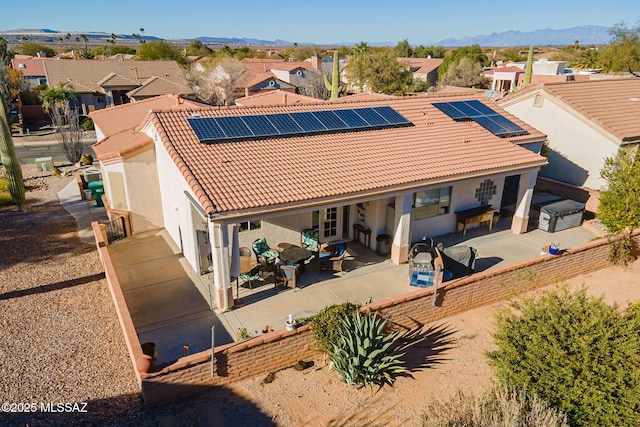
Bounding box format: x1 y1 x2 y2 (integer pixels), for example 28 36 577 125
1 0 639 45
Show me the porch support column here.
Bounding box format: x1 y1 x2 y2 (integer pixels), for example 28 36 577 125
511 172 537 234
209 221 233 312
390 193 413 265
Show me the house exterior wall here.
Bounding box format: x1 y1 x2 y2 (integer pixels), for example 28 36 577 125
152 135 200 272
503 94 619 189
123 149 164 232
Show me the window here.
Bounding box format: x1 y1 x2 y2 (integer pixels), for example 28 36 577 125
239 220 261 232
413 186 451 220
323 207 338 238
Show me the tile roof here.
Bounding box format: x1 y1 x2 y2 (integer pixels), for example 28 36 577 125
10 57 52 77
91 95 209 159
235 90 321 107
435 86 486 96
506 79 640 142
92 128 153 160
126 76 194 98
147 95 547 216
397 57 444 74
43 60 189 94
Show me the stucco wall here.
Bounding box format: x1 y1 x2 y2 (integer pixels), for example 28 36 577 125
123 148 164 232
503 94 619 189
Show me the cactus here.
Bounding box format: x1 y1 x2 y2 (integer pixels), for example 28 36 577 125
323 50 343 99
523 45 534 87
0 97 25 210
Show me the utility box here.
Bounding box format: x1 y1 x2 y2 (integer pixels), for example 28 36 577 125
35 157 53 171
376 234 392 256
83 168 102 183
538 199 585 233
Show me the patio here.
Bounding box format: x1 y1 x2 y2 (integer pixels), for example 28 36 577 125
107 217 598 365
217 217 599 340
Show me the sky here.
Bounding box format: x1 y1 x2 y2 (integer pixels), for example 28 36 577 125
1 0 639 45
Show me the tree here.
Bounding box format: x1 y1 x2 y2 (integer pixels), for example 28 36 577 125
438 44 488 84
487 288 640 427
297 70 330 100
345 47 413 95
41 83 77 112
187 58 247 105
395 39 413 57
16 43 56 57
0 56 25 209
187 40 213 57
600 21 640 74
572 48 601 69
136 41 185 63
41 84 83 164
440 57 486 88
597 145 640 232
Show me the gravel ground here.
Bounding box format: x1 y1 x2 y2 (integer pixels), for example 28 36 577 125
0 165 145 426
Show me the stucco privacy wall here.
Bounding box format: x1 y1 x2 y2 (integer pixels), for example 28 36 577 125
93 222 639 407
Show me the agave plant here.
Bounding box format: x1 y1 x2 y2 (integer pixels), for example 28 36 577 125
328 310 408 389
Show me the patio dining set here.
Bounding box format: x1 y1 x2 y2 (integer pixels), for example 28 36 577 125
236 230 348 298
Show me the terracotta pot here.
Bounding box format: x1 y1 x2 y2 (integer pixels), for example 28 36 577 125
136 354 154 373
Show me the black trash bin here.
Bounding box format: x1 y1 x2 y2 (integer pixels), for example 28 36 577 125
88 181 105 207
376 234 391 256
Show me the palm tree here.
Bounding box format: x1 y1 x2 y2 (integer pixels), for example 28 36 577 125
572 49 601 69
41 83 77 112
354 41 370 55
80 34 88 52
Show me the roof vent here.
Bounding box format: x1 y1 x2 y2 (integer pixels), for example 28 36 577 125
191 113 200 118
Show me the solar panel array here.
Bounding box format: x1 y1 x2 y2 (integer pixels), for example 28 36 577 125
188 106 412 143
432 100 528 138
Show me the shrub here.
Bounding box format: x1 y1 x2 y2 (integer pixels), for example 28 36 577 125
607 232 636 266
81 117 94 131
0 178 13 206
328 310 408 389
306 302 360 353
487 287 640 426
420 385 568 427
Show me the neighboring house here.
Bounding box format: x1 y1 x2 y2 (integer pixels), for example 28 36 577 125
235 90 319 106
397 57 443 86
43 60 193 114
90 94 210 231
96 94 547 312
242 58 322 96
484 59 590 93
499 78 640 190
236 72 296 97
11 56 52 88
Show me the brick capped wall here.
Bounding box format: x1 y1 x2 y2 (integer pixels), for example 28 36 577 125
94 222 638 407
536 176 600 213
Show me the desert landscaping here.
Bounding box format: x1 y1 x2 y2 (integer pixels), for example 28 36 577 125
1 163 638 426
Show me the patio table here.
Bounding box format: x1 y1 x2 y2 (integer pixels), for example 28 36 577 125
279 247 313 273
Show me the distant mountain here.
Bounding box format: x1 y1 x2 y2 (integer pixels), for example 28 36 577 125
0 25 613 48
434 25 611 47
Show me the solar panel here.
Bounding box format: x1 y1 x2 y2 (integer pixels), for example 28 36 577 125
188 117 226 141
266 113 304 134
355 108 389 126
433 100 529 138
187 106 413 143
242 114 280 137
432 102 468 121
374 106 412 125
312 110 347 130
291 112 326 132
216 116 253 139
333 109 368 128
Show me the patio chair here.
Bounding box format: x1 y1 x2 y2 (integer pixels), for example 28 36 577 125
252 238 280 266
301 229 319 255
240 264 262 292
274 262 299 289
319 243 347 274
239 246 252 257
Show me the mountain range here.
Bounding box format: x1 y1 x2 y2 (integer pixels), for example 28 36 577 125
0 25 613 47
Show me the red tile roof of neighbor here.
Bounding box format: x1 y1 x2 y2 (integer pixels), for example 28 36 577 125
147 95 547 217
91 95 210 159
235 90 321 107
546 79 640 142
506 79 640 143
397 57 444 74
10 57 52 77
